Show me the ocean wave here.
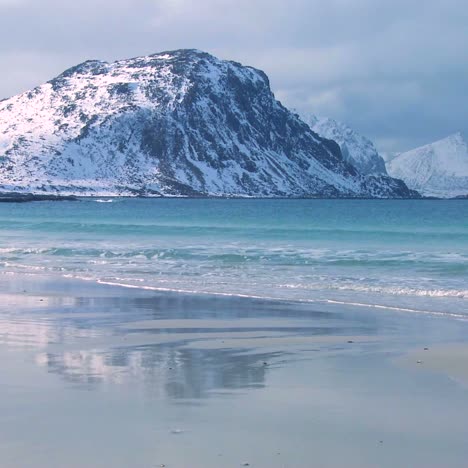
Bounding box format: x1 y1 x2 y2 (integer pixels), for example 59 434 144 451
2 217 468 239
1 245 467 265
1 265 466 322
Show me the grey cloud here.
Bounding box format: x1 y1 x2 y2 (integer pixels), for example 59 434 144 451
0 0 467 151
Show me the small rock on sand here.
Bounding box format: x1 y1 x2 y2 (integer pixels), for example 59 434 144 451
170 428 184 434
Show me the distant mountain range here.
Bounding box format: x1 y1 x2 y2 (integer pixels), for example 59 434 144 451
385 133 468 198
300 114 468 199
298 114 388 175
0 49 416 198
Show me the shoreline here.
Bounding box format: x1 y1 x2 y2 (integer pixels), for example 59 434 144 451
2 272 468 467
4 191 468 201
2 269 466 322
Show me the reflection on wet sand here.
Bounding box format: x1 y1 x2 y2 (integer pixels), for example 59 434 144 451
0 276 382 410
0 276 376 402
35 345 277 399
0 285 352 400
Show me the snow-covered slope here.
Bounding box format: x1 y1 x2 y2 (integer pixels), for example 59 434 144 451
387 133 468 198
299 114 387 175
0 49 416 197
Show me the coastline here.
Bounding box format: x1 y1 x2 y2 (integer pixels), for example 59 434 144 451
0 193 78 203
3 191 462 201
1 273 468 467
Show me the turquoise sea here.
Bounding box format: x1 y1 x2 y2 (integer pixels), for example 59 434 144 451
1 198 467 317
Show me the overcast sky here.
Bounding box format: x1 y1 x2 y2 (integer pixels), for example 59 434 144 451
1 0 467 152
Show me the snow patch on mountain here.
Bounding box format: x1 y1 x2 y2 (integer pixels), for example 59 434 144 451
387 133 468 198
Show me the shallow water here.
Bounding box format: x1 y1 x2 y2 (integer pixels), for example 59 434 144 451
1 198 467 317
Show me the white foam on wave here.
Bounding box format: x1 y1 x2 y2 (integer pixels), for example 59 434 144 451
2 261 47 272
94 279 281 301
333 284 468 299
323 299 467 320
3 255 467 303
281 282 468 299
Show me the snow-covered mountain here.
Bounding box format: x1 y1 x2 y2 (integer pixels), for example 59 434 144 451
0 49 416 198
387 133 468 198
299 114 387 175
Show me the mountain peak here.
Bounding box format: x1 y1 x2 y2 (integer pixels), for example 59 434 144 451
442 132 465 145
416 132 465 150
387 133 468 197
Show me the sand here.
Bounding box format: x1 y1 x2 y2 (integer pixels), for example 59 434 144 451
397 344 468 389
1 273 468 468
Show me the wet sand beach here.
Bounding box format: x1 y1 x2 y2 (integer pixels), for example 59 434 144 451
1 273 468 468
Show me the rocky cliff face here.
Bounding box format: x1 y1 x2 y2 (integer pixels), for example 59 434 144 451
387 133 468 198
0 49 416 197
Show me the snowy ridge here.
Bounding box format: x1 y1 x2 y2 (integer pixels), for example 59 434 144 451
381 152 400 165
387 133 468 198
0 49 416 198
299 114 387 175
